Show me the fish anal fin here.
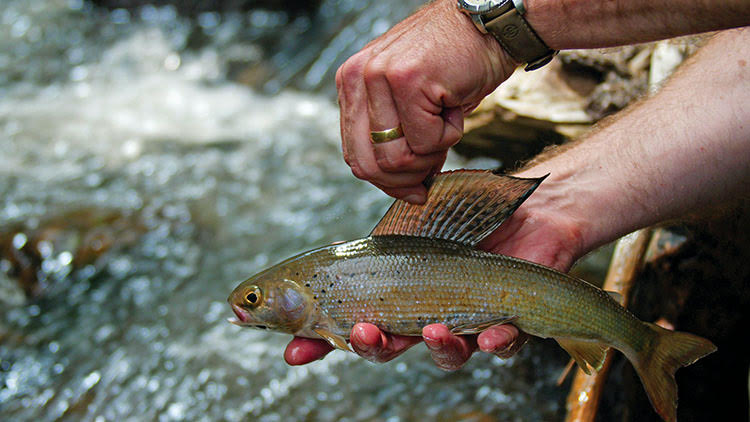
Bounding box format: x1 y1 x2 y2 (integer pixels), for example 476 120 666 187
313 327 352 352
450 316 517 335
555 337 609 375
370 170 547 246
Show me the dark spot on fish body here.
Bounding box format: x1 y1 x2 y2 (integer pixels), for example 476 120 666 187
321 289 326 293
305 282 310 287
379 297 384 301
329 282 333 287
313 274 317 278
337 299 342 304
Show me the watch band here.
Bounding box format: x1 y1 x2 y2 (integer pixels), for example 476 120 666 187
481 2 556 70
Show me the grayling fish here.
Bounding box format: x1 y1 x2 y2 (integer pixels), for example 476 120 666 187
228 169 715 422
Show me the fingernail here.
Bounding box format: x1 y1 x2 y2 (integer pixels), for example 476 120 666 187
402 193 426 204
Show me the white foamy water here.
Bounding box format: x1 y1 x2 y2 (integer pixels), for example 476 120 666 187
0 1 566 421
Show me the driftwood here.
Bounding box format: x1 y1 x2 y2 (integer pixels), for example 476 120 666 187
563 229 653 422
459 38 704 171
562 37 698 421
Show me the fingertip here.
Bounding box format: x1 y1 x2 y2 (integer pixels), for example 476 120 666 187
402 192 427 204
284 337 333 365
422 324 476 371
380 185 427 204
422 323 452 344
351 323 383 352
477 325 518 353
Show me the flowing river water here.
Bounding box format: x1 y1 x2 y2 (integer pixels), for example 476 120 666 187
1 1 575 420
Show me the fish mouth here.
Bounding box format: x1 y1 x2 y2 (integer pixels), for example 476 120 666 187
227 305 271 330
229 304 251 326
227 318 269 331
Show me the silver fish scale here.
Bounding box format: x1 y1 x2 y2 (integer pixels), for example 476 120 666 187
298 236 647 345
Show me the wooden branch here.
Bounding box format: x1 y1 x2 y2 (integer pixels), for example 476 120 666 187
564 229 653 422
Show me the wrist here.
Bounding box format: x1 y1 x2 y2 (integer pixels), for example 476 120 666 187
434 0 519 91
449 0 528 71
512 144 641 261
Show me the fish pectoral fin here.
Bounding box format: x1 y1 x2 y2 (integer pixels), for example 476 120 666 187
450 316 518 335
313 327 352 352
555 337 610 375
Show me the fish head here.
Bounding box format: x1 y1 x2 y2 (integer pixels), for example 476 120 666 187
227 273 313 334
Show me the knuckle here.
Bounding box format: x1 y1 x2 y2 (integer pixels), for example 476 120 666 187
385 61 419 90
337 55 366 86
362 57 388 86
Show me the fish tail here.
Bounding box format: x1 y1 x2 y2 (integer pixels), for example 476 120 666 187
631 322 716 422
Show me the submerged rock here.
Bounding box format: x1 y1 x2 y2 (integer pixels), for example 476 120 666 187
0 209 145 299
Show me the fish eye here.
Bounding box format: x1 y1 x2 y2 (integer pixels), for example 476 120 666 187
244 286 262 307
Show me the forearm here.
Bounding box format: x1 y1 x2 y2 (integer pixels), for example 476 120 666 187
516 28 750 256
526 0 750 49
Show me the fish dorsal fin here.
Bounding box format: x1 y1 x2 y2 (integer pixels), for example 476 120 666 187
555 337 609 375
370 170 546 246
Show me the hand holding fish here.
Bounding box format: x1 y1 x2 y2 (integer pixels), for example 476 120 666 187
285 316 527 370
336 0 515 204
282 198 580 368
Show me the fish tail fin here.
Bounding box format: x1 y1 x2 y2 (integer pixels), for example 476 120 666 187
632 322 716 422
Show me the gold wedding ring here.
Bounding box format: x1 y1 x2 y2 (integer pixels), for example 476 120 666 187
369 126 404 144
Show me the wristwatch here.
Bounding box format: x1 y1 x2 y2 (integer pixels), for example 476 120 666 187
457 0 557 71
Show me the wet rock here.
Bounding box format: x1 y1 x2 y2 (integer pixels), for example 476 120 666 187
0 209 145 299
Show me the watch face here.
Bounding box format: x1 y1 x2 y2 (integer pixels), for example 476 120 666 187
457 0 508 14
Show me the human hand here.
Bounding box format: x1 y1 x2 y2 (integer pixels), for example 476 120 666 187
336 0 517 204
284 322 528 370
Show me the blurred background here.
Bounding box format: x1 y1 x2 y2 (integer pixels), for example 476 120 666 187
0 1 573 421
2 1 746 421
